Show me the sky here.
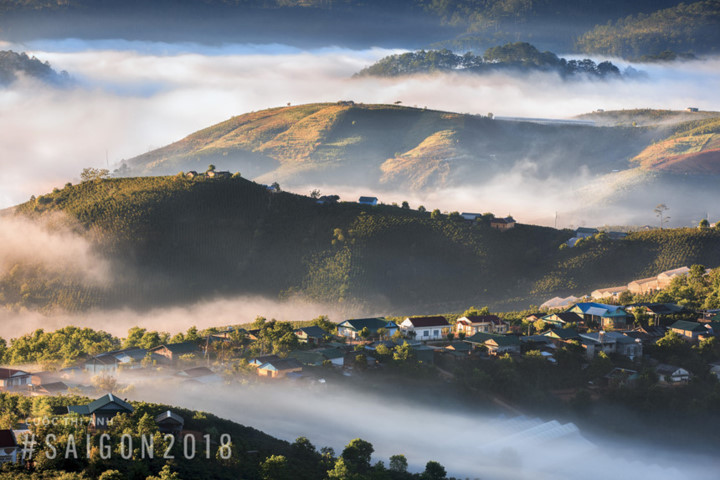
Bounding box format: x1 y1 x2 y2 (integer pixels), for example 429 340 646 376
0 40 719 214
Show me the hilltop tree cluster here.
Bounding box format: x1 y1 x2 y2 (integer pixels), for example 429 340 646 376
356 43 622 79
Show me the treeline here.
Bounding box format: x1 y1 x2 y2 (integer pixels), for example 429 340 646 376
355 43 623 78
576 0 720 59
0 393 455 480
0 50 70 86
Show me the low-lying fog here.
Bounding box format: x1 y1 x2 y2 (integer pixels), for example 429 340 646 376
1 40 719 227
127 380 718 479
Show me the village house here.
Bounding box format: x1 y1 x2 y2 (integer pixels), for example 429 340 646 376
622 324 667 345
0 430 18 464
490 216 516 230
249 354 281 367
30 381 69 396
67 393 134 430
175 366 222 385
542 328 580 343
84 354 120 374
257 358 303 378
575 227 599 238
455 315 509 335
657 266 690 288
669 320 707 342
185 171 198 178
358 196 378 206
317 347 346 366
294 326 328 345
568 303 630 330
541 312 583 328
656 364 691 383
149 341 202 365
155 410 184 437
464 332 520 356
337 318 398 340
400 316 452 341
578 331 642 360
628 277 660 295
0 369 32 391
316 195 339 205
591 286 628 300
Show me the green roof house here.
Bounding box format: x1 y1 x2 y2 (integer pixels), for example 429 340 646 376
67 393 133 429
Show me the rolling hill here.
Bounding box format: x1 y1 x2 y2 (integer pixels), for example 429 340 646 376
5 175 720 315
122 102 655 191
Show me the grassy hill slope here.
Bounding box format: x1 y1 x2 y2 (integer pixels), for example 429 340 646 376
124 103 655 191
5 175 720 314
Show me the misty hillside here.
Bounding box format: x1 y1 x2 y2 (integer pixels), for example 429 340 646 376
123 102 655 191
578 109 720 175
576 0 720 59
0 50 69 85
5 175 720 314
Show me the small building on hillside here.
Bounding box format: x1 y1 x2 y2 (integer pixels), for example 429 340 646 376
84 355 120 375
657 266 690 288
337 318 398 340
294 326 328 345
464 333 520 356
628 277 660 295
0 369 32 391
249 354 281 368
578 331 642 360
30 381 69 396
358 196 378 206
568 303 630 330
542 328 580 343
149 342 202 365
155 410 184 436
257 358 303 378
669 320 707 342
541 312 584 328
455 315 509 335
575 227 599 238
185 171 198 179
400 316 452 341
656 364 691 383
0 430 18 464
490 216 516 230
175 367 222 385
591 286 629 300
67 393 134 429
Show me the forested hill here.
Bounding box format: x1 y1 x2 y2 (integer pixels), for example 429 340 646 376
0 0 694 55
355 43 624 78
576 0 720 59
5 175 720 314
0 50 70 86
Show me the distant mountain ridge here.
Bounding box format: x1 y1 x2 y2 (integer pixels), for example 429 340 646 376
0 50 70 86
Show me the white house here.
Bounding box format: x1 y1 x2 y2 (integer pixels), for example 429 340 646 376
400 316 451 341
656 364 691 383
